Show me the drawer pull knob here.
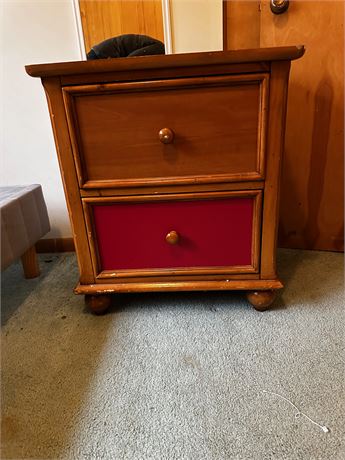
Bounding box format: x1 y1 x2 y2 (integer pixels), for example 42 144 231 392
166 230 179 245
159 128 174 144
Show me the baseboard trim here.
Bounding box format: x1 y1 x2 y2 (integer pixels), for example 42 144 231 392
36 238 75 253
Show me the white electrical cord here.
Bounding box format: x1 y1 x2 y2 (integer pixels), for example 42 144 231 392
262 390 330 433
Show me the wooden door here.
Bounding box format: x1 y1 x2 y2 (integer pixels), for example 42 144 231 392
79 0 164 54
224 0 344 252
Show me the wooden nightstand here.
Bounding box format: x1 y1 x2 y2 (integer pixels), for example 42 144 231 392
26 46 304 314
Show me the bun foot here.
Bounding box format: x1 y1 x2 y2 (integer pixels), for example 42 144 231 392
85 294 111 315
246 290 277 311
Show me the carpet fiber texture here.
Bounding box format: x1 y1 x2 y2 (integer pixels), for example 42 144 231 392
1 249 344 459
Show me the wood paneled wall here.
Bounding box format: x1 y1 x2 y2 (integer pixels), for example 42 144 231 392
224 0 344 252
79 0 164 53
224 0 260 50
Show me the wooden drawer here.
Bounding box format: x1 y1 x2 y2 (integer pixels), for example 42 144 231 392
64 75 268 188
83 190 262 279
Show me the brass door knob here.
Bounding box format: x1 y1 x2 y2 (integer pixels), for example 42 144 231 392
165 230 179 245
159 128 174 144
270 0 289 14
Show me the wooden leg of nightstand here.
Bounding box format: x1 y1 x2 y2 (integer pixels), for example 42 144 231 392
246 290 277 311
85 294 112 315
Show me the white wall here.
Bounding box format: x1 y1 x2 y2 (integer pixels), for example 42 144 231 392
1 0 82 238
170 0 223 53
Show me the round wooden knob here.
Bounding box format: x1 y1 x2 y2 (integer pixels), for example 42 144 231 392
159 128 174 144
165 230 179 245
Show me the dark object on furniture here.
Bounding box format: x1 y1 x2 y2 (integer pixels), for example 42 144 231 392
26 46 304 312
0 185 50 278
87 34 165 60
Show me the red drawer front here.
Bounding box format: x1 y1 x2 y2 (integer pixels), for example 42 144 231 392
92 198 254 271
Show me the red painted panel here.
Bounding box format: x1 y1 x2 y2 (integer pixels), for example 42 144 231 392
92 198 254 271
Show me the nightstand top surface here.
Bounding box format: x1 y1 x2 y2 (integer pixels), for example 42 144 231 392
26 45 305 78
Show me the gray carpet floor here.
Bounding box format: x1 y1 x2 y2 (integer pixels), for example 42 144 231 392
1 249 344 460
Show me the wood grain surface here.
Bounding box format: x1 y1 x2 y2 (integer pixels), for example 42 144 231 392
27 49 301 308
42 78 95 284
25 46 304 78
260 0 344 251
63 75 268 187
260 61 290 278
224 0 261 50
224 0 344 251
79 0 164 53
74 279 283 294
21 246 40 279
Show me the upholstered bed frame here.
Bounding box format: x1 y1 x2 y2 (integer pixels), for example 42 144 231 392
1 185 50 278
